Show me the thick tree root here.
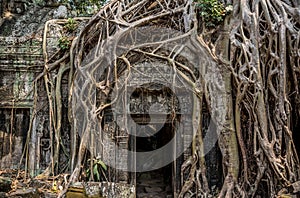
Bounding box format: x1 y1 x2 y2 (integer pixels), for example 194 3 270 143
29 0 300 197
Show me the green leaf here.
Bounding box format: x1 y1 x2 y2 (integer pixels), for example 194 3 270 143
97 160 107 171
93 164 100 181
93 164 98 174
195 0 227 28
86 169 90 178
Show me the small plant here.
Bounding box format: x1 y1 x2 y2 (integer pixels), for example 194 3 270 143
76 0 106 16
58 36 71 50
51 180 58 192
64 18 77 32
86 157 107 181
195 0 233 28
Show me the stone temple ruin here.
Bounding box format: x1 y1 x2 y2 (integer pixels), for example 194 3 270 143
2 0 300 197
0 1 225 197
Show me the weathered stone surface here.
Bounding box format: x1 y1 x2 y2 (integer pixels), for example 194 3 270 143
66 187 85 198
136 170 173 197
84 182 135 198
43 192 58 198
8 188 40 198
68 182 135 198
0 136 23 168
0 3 54 37
53 5 68 19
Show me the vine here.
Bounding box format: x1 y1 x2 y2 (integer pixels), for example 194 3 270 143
25 0 300 197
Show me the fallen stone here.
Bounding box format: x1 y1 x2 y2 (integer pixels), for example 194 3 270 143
145 186 163 193
138 182 165 187
8 188 40 198
137 193 149 198
43 192 58 198
83 182 135 198
137 192 167 198
138 173 151 180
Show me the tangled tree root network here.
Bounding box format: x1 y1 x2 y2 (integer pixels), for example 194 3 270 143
28 0 300 197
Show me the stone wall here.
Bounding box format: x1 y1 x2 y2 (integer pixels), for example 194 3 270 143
0 37 43 107
0 1 66 171
0 36 43 169
0 0 223 193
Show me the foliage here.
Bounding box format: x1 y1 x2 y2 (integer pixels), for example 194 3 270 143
195 0 232 28
60 18 77 50
36 0 300 197
60 0 107 16
64 18 77 32
58 36 71 50
86 158 107 181
58 0 107 16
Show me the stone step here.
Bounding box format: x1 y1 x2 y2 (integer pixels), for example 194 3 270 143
137 183 166 188
137 179 164 184
144 186 164 193
137 192 168 198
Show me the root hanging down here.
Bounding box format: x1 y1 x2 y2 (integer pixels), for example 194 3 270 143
27 0 300 197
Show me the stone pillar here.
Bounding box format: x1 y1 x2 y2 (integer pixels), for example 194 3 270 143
28 111 37 177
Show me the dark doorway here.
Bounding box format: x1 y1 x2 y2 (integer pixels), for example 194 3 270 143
134 123 174 198
0 108 29 168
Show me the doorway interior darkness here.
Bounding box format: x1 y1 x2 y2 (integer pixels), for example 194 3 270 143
0 108 29 168
134 123 174 198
